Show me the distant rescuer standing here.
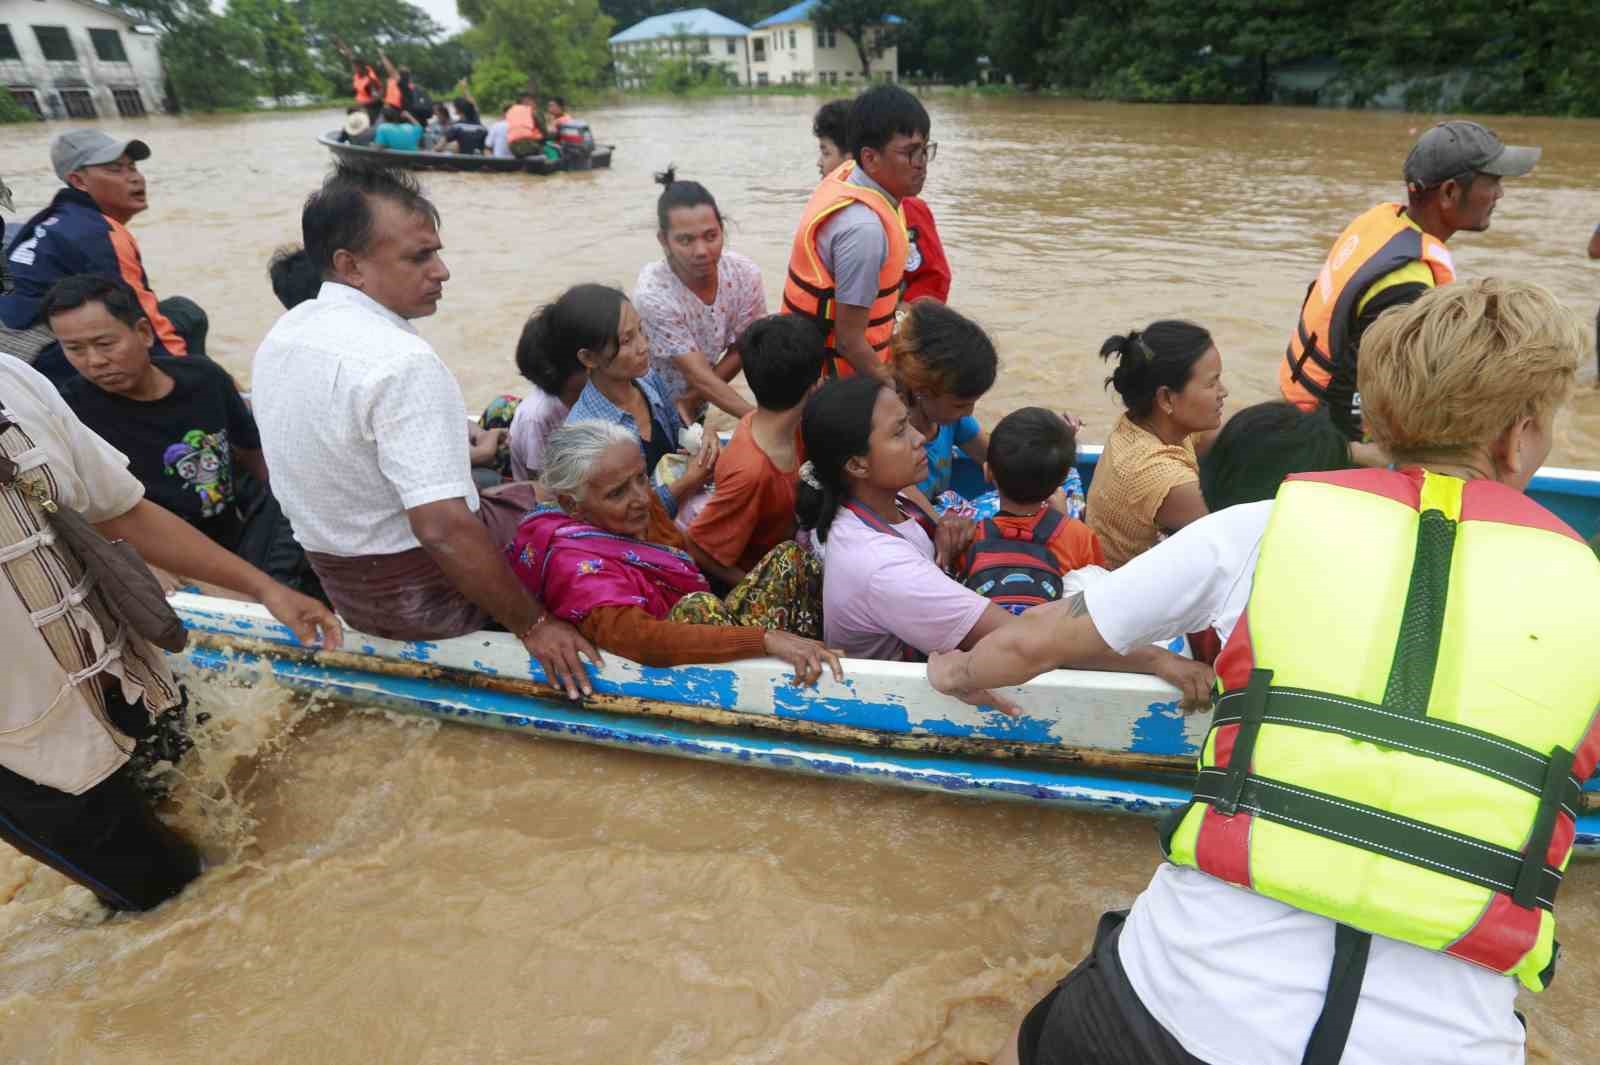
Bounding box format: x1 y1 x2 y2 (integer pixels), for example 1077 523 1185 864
1280 120 1539 444
783 85 931 382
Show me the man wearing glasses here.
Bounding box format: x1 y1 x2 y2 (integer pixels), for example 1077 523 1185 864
1 131 205 387
1280 120 1539 442
784 84 935 382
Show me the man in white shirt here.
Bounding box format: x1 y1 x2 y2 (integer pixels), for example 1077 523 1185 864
929 280 1596 1065
252 164 600 699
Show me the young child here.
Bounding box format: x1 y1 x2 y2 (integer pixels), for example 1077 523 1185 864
890 300 998 512
686 315 826 589
960 406 1103 614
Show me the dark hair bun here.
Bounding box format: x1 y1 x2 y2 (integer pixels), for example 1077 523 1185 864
1098 321 1213 419
653 165 677 189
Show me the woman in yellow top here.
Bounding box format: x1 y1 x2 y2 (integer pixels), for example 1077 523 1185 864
1084 320 1227 567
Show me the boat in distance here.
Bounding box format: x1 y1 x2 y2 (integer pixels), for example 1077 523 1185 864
317 131 614 175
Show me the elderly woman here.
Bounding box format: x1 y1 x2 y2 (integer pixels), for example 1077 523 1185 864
507 421 840 684
931 280 1600 1065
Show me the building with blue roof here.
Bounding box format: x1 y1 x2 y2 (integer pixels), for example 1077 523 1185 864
748 0 897 87
608 8 752 88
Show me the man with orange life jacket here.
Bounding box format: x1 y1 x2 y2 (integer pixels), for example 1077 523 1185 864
932 279 1596 1065
505 91 546 159
783 85 931 382
1281 121 1539 442
813 97 952 305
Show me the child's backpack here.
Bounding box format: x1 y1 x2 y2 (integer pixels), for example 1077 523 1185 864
962 511 1066 615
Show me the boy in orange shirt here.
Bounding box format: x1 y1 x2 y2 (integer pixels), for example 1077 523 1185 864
686 316 825 589
961 407 1104 613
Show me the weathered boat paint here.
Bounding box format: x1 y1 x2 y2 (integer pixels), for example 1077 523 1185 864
167 594 1600 853
174 597 1208 757
179 639 1193 816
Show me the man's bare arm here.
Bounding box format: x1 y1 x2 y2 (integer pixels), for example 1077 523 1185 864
832 304 891 382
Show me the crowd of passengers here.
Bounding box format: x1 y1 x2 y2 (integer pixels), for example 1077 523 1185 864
1 117 1361 706
335 49 590 164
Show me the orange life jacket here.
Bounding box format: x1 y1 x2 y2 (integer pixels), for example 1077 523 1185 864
383 76 403 109
353 70 381 105
781 161 908 378
506 104 541 144
1280 203 1455 434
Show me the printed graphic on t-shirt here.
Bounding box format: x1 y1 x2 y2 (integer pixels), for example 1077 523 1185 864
162 428 231 517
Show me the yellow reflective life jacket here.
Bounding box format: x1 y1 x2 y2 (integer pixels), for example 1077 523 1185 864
1163 467 1600 993
1280 203 1455 439
781 160 908 378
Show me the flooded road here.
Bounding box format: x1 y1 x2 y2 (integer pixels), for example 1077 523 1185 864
1 97 1597 1063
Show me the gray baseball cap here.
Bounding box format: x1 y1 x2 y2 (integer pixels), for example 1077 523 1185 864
1404 121 1539 190
50 129 150 182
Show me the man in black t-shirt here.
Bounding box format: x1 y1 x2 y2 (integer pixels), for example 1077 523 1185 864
45 274 319 595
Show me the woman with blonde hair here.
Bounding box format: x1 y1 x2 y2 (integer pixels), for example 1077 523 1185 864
933 279 1599 1065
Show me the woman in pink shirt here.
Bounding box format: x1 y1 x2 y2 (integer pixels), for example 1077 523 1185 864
797 376 1014 661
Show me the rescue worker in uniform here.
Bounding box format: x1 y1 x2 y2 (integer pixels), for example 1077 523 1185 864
782 85 932 382
1280 121 1539 445
930 278 1597 1065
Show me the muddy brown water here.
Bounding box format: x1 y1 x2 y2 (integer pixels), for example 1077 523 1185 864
1 98 1597 1063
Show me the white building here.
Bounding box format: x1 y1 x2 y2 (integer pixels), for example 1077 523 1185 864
748 0 896 88
0 0 163 120
609 8 752 90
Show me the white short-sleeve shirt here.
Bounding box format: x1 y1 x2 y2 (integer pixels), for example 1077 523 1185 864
251 282 478 557
1084 502 1524 1065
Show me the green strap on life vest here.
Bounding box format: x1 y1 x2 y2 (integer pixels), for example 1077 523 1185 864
1208 687 1584 816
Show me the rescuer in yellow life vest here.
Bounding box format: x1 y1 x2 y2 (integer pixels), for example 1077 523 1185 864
1282 121 1540 446
782 85 930 383
928 278 1596 1065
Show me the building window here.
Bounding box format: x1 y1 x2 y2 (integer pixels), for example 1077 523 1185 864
112 87 144 116
0 26 19 60
33 25 76 61
59 88 96 117
726 37 736 55
816 28 836 49
89 28 127 62
757 72 768 86
787 29 796 50
9 87 41 117
752 37 765 61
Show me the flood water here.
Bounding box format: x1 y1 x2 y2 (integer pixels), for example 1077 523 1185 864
2 97 1598 1063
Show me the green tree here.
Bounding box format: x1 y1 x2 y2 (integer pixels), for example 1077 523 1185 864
0 91 38 124
112 0 262 111
293 0 444 92
460 0 615 104
813 0 897 78
228 0 321 104
894 0 987 83
985 0 1067 89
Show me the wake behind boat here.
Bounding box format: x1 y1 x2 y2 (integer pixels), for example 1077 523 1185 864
317 130 615 175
